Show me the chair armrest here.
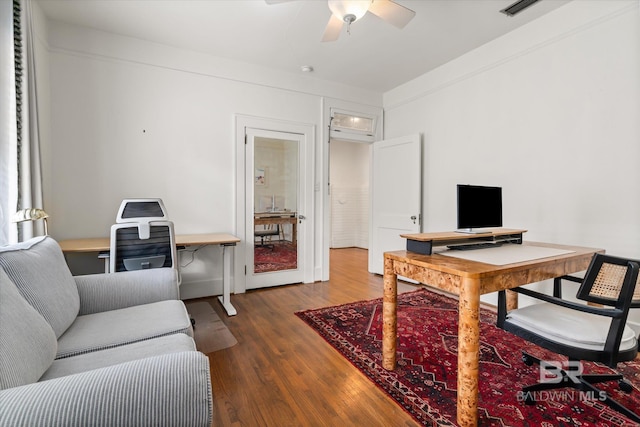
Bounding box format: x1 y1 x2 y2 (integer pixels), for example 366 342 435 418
74 268 179 315
512 287 624 318
559 275 583 284
0 352 212 427
553 273 584 298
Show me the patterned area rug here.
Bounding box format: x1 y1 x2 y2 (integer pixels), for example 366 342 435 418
296 289 640 426
254 241 297 273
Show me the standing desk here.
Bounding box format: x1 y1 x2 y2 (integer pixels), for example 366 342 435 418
58 233 241 316
382 233 603 426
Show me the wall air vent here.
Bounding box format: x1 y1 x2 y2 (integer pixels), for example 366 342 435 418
500 0 541 17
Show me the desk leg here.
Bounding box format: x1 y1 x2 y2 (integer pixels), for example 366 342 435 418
382 256 397 370
506 289 518 310
292 221 297 246
457 277 480 426
217 243 237 316
98 252 110 273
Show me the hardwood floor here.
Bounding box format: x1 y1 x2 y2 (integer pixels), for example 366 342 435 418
199 248 421 427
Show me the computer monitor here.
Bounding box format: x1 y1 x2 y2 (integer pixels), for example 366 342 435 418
456 184 502 233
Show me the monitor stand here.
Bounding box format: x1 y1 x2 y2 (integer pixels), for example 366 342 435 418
455 228 493 235
402 229 526 255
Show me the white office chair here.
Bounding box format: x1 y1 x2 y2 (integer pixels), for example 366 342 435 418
110 198 192 323
110 199 178 280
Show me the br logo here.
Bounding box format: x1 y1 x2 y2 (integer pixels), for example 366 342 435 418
540 360 583 383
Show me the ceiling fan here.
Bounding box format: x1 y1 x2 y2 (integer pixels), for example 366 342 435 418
265 0 416 42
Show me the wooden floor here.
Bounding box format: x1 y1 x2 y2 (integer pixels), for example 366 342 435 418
200 248 421 427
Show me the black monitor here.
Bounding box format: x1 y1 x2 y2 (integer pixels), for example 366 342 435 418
456 184 502 233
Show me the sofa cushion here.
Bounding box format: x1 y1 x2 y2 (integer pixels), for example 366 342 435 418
41 333 196 380
0 236 80 338
0 268 57 390
56 299 193 359
0 352 213 427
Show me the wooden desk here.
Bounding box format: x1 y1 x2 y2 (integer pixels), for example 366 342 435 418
382 241 603 426
254 213 297 244
59 233 241 316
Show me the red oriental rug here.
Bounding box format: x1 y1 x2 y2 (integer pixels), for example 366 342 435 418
295 289 640 426
254 241 297 273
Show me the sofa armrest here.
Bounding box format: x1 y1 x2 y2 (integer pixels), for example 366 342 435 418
0 351 212 427
75 268 179 315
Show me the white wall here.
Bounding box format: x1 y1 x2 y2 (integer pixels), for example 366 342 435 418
383 0 640 323
36 1 640 313
330 140 370 248
39 18 382 298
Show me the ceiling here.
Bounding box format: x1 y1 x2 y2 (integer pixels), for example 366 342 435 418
36 0 572 93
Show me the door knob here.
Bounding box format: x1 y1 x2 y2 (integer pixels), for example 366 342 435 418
411 215 417 224
298 214 306 223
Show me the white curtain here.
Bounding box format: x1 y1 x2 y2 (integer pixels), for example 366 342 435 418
0 0 44 245
18 0 45 240
0 0 19 246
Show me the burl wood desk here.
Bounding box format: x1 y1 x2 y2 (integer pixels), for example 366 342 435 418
382 233 603 426
58 233 241 316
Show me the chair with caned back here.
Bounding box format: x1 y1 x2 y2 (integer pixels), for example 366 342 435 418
497 253 640 423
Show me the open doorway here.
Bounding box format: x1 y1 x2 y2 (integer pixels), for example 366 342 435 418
329 139 370 250
321 100 383 282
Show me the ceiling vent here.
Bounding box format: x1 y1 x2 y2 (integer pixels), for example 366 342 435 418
500 0 541 17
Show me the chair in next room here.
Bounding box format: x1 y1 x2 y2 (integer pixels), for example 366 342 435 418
255 224 280 250
497 253 640 423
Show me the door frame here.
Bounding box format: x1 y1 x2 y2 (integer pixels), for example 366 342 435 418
321 99 383 281
235 115 315 293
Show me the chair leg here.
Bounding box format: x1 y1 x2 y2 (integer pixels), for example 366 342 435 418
581 373 624 385
257 234 274 250
579 376 640 423
520 351 640 423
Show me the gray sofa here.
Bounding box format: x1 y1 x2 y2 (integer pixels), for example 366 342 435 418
0 236 212 426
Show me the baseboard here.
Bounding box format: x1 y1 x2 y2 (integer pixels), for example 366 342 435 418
179 278 223 300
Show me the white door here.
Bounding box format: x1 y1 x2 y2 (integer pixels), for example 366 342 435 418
368 134 422 275
245 128 306 289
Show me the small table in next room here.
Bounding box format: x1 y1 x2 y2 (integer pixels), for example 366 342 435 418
254 212 297 244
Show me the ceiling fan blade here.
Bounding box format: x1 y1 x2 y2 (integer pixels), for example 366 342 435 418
368 0 416 29
321 14 344 42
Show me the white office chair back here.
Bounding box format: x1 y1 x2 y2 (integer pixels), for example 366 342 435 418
115 198 168 223
110 220 177 274
115 198 169 240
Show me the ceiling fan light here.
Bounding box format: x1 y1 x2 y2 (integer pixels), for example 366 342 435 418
328 0 371 23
